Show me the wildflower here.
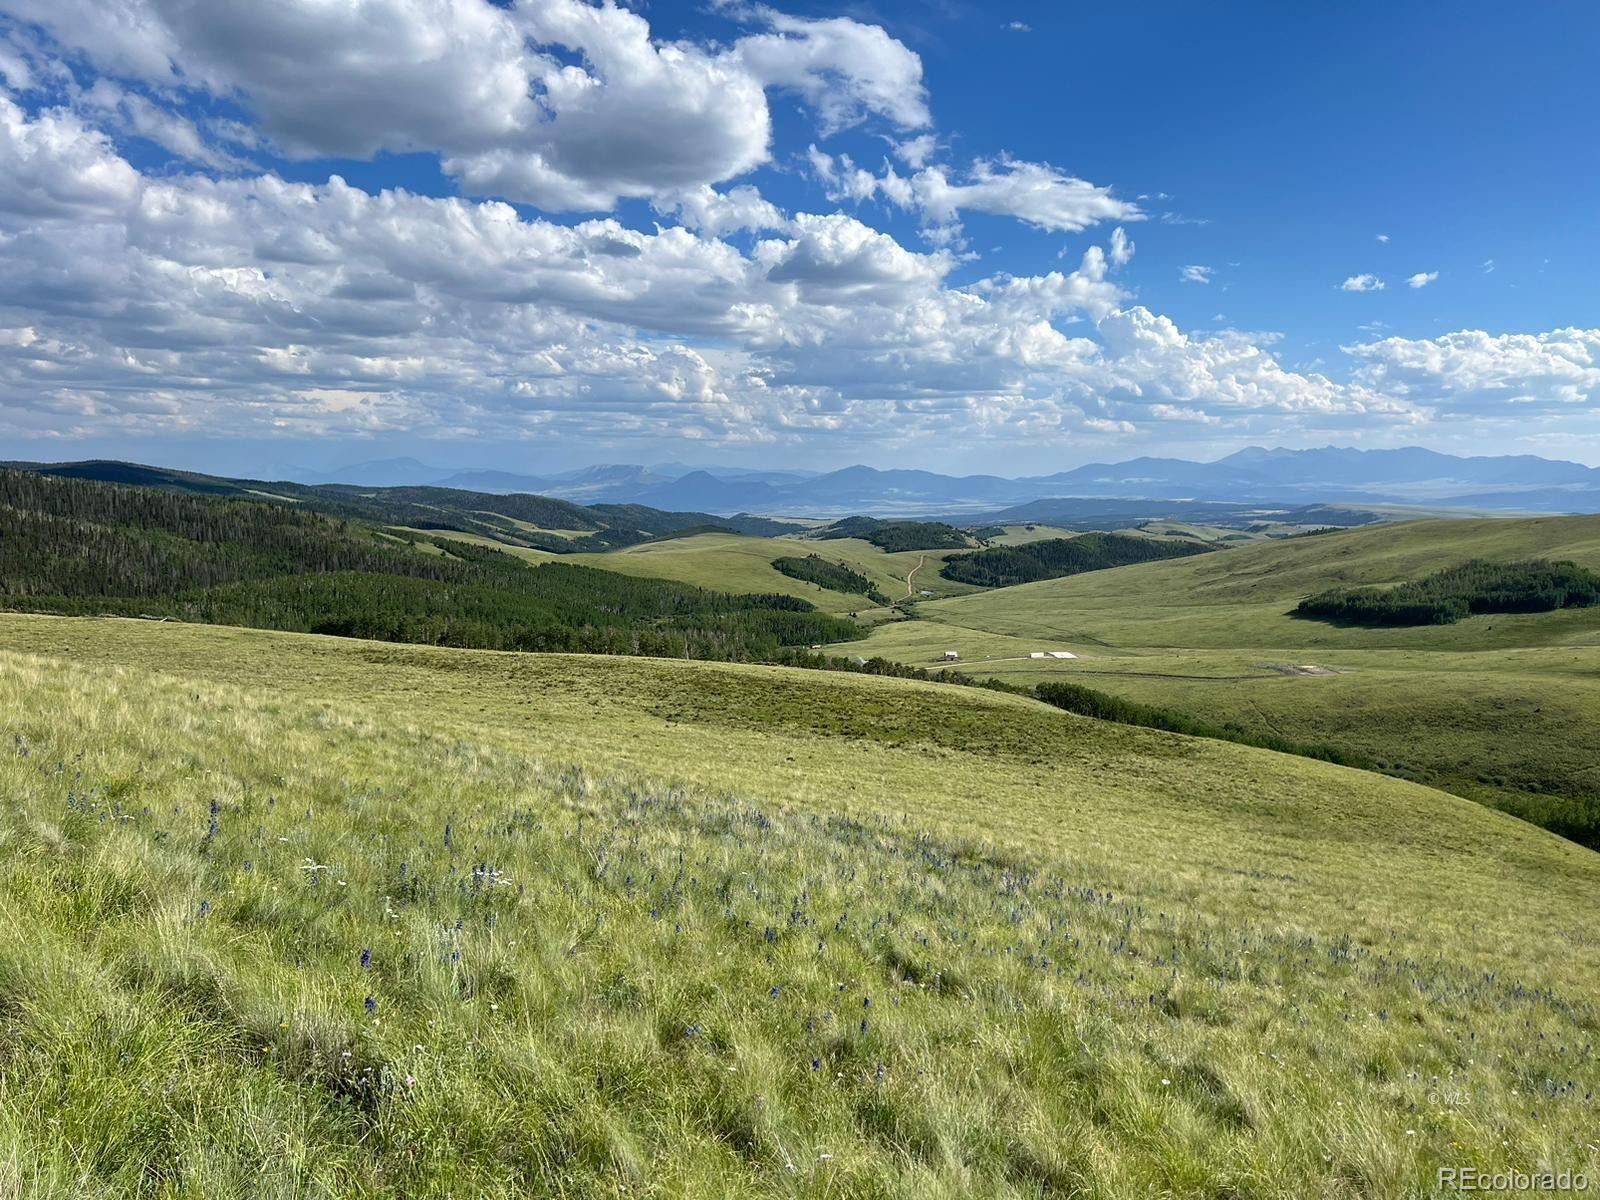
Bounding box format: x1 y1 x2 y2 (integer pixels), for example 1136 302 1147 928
365 995 378 1016
360 948 372 970
405 1074 416 1088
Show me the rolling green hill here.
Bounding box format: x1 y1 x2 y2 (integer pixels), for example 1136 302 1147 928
0 469 853 660
835 515 1600 844
1 613 1596 1196
3 459 806 553
564 531 982 613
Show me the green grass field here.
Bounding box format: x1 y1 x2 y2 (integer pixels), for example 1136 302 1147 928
0 614 1597 1196
979 524 1084 546
836 516 1600 840
563 532 981 613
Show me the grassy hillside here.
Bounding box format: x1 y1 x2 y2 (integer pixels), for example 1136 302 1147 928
913 516 1600 651
566 532 980 613
0 614 1597 1196
835 515 1600 843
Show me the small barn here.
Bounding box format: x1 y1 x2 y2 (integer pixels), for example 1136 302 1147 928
1048 651 1077 660
943 651 960 661
1029 652 1048 659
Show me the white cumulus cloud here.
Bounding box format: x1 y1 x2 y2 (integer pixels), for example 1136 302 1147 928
1341 274 1386 292
1346 328 1600 415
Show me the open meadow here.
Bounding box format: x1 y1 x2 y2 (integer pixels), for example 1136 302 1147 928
0 613 1597 1197
835 516 1600 843
563 532 982 612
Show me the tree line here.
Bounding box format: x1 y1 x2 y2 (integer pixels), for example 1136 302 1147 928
0 470 855 660
816 517 973 552
1294 559 1600 627
939 532 1212 588
771 555 891 603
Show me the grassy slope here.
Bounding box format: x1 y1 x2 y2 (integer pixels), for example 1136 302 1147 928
563 533 980 613
838 516 1600 833
980 524 1083 546
913 516 1600 651
0 614 1597 1197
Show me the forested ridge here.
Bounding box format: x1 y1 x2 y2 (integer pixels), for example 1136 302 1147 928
771 554 890 603
940 532 1212 588
4 459 805 554
1294 559 1600 626
816 517 973 552
0 470 854 659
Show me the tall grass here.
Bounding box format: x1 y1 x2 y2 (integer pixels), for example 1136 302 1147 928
0 644 1596 1197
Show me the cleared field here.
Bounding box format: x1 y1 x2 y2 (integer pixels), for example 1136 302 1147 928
0 614 1596 1196
564 532 981 612
391 526 559 561
978 524 1083 545
837 515 1600 840
1118 521 1265 545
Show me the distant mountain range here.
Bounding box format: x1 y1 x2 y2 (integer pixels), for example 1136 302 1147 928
287 447 1600 517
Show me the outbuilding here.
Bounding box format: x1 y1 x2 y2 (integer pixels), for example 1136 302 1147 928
943 650 960 661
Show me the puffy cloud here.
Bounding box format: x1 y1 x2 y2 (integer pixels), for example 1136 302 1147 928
78 79 242 170
2 10 1586 457
1085 308 1408 419
733 8 929 132
653 184 792 238
1341 273 1386 292
456 0 773 209
0 93 140 218
1108 227 1134 268
1 0 931 211
810 149 1140 238
911 158 1142 235
1407 271 1438 289
1346 328 1600 415
0 96 1157 448
0 93 1451 455
10 0 537 156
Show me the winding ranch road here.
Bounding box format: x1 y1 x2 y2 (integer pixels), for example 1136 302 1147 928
902 554 927 600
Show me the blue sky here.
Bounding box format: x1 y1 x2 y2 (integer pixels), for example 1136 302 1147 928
0 0 1596 476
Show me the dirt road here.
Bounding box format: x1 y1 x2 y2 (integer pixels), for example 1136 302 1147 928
903 554 926 599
